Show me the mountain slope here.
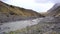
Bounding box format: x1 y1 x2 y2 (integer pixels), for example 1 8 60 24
47 3 60 17
0 1 43 17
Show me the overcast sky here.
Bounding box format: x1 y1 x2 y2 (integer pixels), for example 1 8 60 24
1 0 59 12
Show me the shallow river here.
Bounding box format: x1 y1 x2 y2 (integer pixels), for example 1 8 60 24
0 18 41 33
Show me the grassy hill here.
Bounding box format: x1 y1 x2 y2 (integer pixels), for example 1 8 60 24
0 1 44 17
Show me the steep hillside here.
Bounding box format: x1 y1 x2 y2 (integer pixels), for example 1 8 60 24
0 1 43 17
0 1 44 23
46 3 60 17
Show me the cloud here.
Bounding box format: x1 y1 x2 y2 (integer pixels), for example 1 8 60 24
35 0 60 3
51 0 60 3
35 0 50 3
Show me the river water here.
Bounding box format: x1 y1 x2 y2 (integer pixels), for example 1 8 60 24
0 18 41 33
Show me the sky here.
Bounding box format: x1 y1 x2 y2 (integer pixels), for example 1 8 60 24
1 0 59 12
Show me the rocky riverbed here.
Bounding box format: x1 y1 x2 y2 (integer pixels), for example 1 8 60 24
0 17 60 34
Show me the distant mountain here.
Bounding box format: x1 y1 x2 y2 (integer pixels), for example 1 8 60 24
0 1 44 23
47 3 60 17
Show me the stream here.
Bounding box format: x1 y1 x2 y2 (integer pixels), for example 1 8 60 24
0 18 42 33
